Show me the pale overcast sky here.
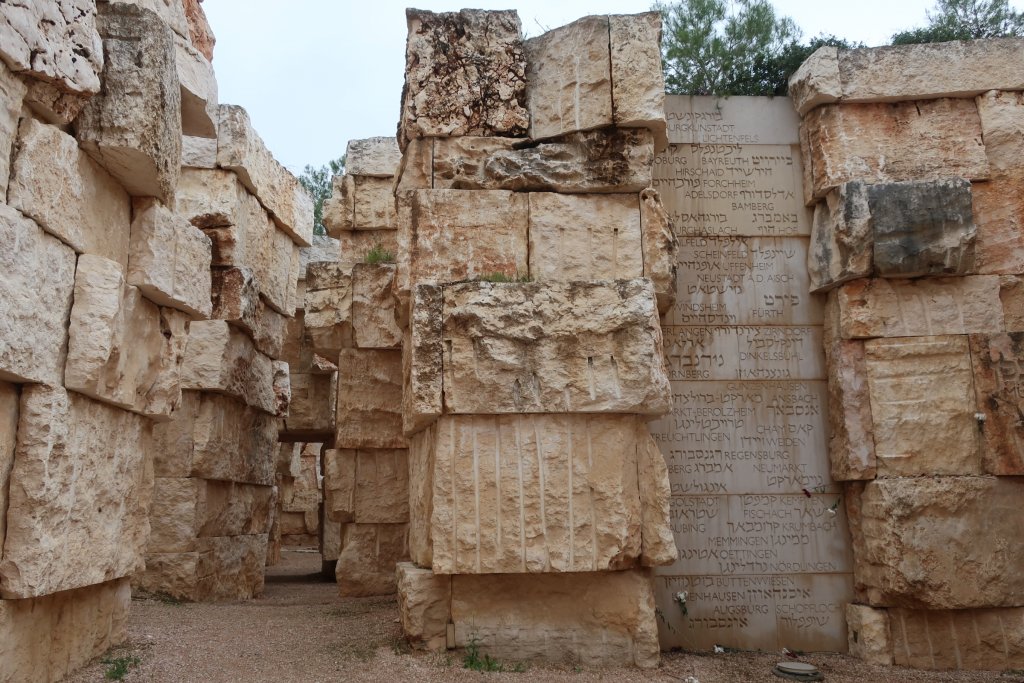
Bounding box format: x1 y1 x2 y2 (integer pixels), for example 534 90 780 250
201 0 1022 174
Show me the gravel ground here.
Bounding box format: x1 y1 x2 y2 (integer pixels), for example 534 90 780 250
66 550 1022 683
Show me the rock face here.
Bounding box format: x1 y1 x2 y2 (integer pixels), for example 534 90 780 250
970 332 1024 474
404 285 444 436
210 267 288 359
825 336 877 481
176 34 218 139
304 263 353 360
0 383 18 553
352 264 401 349
399 9 528 148
845 605 893 665
335 349 405 449
609 13 667 149
0 63 27 197
888 606 1024 670
135 534 268 601
0 386 152 599
640 188 677 315
76 2 181 205
149 478 274 551
336 523 409 597
346 137 401 177
182 0 215 61
395 562 451 650
324 449 409 524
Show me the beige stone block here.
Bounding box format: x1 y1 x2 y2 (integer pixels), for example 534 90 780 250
526 15 612 141
442 280 670 415
0 383 18 555
640 188 678 315
404 285 443 437
336 523 409 597
321 505 341 562
832 276 1003 339
400 9 528 147
1001 275 1024 332
149 477 274 553
849 476 1024 608
336 349 406 449
323 173 354 237
978 90 1024 173
176 168 245 230
528 193 643 281
802 100 990 202
128 198 213 318
450 570 659 668
217 104 314 247
324 449 408 524
346 137 400 178
889 606 1024 670
9 117 131 266
304 263 353 360
23 78 91 126
353 264 401 349
865 336 982 477
788 46 842 116
181 320 283 416
136 534 267 601
0 62 26 197
662 324 825 380
665 95 802 146
0 203 76 386
394 138 433 192
396 189 529 297
76 2 181 205
636 427 677 567
323 448 355 524
112 0 190 41
353 176 395 230
181 134 217 168
337 229 399 271
825 335 876 481
0 386 152 598
182 0 215 61
846 604 893 665
609 12 667 150
973 174 1024 275
211 267 288 359
175 34 218 139
284 371 336 438
809 182 872 292
0 578 130 683
299 234 341 280
395 562 451 651
970 333 1024 475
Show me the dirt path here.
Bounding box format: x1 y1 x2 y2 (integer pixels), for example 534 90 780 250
66 550 1021 683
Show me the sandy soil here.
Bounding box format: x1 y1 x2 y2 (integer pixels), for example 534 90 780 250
66 550 1023 683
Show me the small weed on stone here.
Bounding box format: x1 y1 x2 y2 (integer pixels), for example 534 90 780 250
364 244 395 264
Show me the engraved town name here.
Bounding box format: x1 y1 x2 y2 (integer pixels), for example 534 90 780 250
650 96 854 653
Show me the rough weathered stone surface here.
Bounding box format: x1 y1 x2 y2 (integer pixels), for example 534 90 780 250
65 255 189 419
609 13 667 149
304 263 353 360
864 335 982 477
353 264 401 349
152 391 277 485
789 46 842 116
149 478 274 552
640 188 678 315
324 449 408 524
0 203 76 386
449 570 660 668
404 285 443 436
529 193 643 281
0 578 130 683
848 476 1024 608
336 523 409 597
889 606 1024 670
182 0 215 61
809 182 873 292
846 605 893 665
970 332 1024 475
636 428 676 567
337 229 399 271
176 168 245 229
526 15 612 141
210 267 288 359
400 9 528 148
0 386 152 599
175 34 218 139
973 173 1024 275
395 138 433 192
0 383 18 554
9 117 131 266
180 320 283 415
299 235 341 280
129 198 213 318
136 534 267 601
217 104 314 247
433 129 655 193
408 424 436 568
113 0 190 41
76 2 181 205
395 562 451 651
441 280 671 415
182 135 217 168
283 371 336 437
1001 275 1024 332
346 137 400 177
336 349 406 449
824 333 876 481
801 100 990 202
323 173 353 237
831 276 1003 339
353 176 396 230
977 90 1024 173
0 62 26 197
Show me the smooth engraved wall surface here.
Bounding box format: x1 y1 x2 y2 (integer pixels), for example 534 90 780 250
650 96 854 652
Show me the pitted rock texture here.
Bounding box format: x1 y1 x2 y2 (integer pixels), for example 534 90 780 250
304 262 353 360
845 605 893 665
810 182 873 292
824 330 876 481
399 9 528 148
346 137 401 177
353 176 396 230
0 62 27 197
352 264 401 349
210 267 287 359
0 383 18 553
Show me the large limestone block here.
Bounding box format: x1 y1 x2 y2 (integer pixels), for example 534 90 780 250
0 203 76 386
323 173 353 236
640 188 678 315
76 2 181 205
864 336 982 477
337 229 398 271
970 332 1024 475
210 267 288 359
529 193 643 281
323 449 409 524
395 563 451 651
152 392 278 485
449 570 660 668
801 100 989 202
180 320 284 415
889 606 1024 670
396 189 529 298
824 334 876 481
846 605 893 666
182 135 217 168
0 62 26 197
395 138 433 192
182 0 215 61
149 478 274 552
65 254 189 419
973 173 1024 275
353 264 401 349
284 372 336 438
353 176 396 230
978 90 1024 173
788 46 842 116
1001 274 1024 332
216 104 314 246
346 137 400 178
176 168 246 229
9 118 131 266
0 383 18 554
0 386 152 599
0 578 130 683
336 523 409 597
335 349 406 449
408 424 436 568
128 198 213 318
831 276 1003 339
609 13 667 150
636 426 677 567
809 181 872 292
400 9 528 148
175 34 218 138
441 280 671 415
304 262 353 360
526 15 613 141
848 477 1024 608
432 129 655 194
404 285 443 436
136 534 267 601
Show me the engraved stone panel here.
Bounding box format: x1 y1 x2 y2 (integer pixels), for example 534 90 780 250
662 326 825 381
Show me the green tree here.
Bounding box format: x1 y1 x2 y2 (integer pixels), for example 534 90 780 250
729 34 859 96
655 0 800 96
892 0 1024 44
298 155 345 236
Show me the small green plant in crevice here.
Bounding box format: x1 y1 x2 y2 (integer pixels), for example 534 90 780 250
102 654 141 681
462 636 507 672
364 243 395 264
477 272 532 283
